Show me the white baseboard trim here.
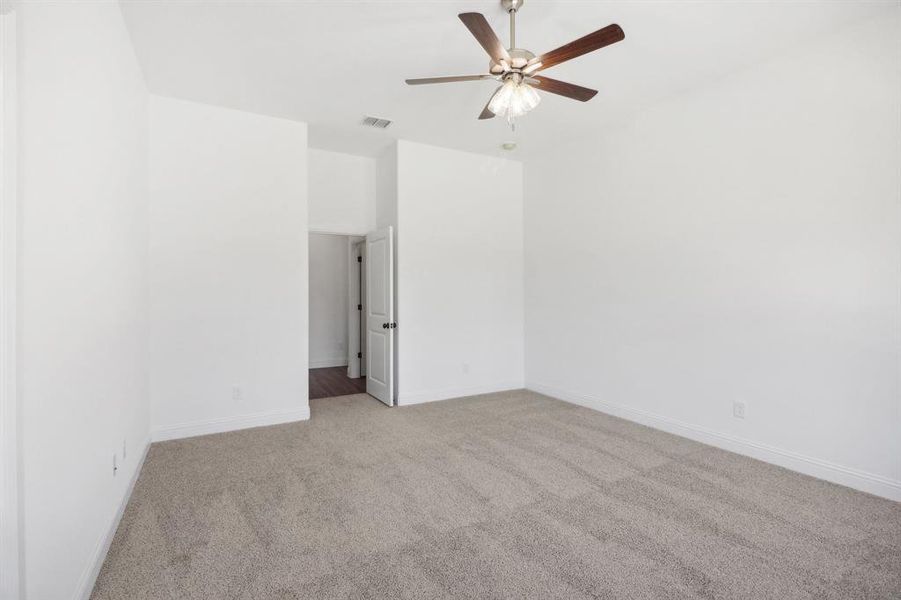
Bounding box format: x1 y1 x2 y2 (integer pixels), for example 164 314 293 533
528 383 901 502
152 405 311 442
398 382 524 407
309 357 349 369
308 227 367 237
74 439 150 600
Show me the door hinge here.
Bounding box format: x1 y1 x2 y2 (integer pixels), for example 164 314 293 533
357 256 362 263
357 304 362 311
357 352 362 359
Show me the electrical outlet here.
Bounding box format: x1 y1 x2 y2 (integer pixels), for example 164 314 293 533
733 401 747 419
462 362 470 374
113 454 118 476
232 385 242 401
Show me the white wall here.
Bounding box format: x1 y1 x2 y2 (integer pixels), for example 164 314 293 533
0 8 19 600
397 141 524 405
309 233 349 368
375 143 398 232
308 148 375 235
524 13 901 500
148 96 309 441
17 3 150 598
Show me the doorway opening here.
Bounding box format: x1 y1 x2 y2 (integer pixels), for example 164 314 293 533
308 232 366 400
307 226 395 407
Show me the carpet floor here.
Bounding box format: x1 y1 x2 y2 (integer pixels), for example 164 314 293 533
91 390 901 599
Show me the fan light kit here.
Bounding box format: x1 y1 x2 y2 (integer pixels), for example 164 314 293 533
406 0 624 128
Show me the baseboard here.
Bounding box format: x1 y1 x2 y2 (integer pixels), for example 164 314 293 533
74 439 150 600
527 383 901 502
309 357 349 369
308 227 367 237
152 405 311 442
397 381 524 407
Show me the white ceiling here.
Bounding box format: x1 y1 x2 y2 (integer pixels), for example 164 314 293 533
120 0 891 160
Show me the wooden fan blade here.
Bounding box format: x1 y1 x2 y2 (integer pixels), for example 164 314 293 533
459 13 511 64
406 75 493 85
478 88 501 120
529 76 598 102
531 24 624 72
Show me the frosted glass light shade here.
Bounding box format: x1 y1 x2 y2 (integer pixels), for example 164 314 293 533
488 79 541 124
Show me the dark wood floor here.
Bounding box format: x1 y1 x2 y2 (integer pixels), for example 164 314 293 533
309 366 367 400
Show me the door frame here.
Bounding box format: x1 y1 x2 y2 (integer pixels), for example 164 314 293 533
347 240 366 379
0 5 21 598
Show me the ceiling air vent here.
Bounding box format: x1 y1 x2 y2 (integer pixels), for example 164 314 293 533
362 116 392 129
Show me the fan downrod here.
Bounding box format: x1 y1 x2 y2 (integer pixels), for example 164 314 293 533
489 0 534 75
501 0 523 49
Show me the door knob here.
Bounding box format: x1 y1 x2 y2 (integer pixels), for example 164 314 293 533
382 323 389 329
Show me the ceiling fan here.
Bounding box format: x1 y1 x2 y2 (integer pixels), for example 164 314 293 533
405 0 624 126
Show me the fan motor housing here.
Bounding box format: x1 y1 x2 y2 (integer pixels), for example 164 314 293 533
489 47 536 74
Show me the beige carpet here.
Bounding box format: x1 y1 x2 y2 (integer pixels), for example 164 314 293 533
91 390 900 599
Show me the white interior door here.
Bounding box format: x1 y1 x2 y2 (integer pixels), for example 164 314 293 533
365 226 394 406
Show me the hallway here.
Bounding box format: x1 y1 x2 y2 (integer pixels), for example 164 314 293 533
309 366 367 399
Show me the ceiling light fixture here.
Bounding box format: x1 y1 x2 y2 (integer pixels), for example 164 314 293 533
405 0 624 128
487 73 540 126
